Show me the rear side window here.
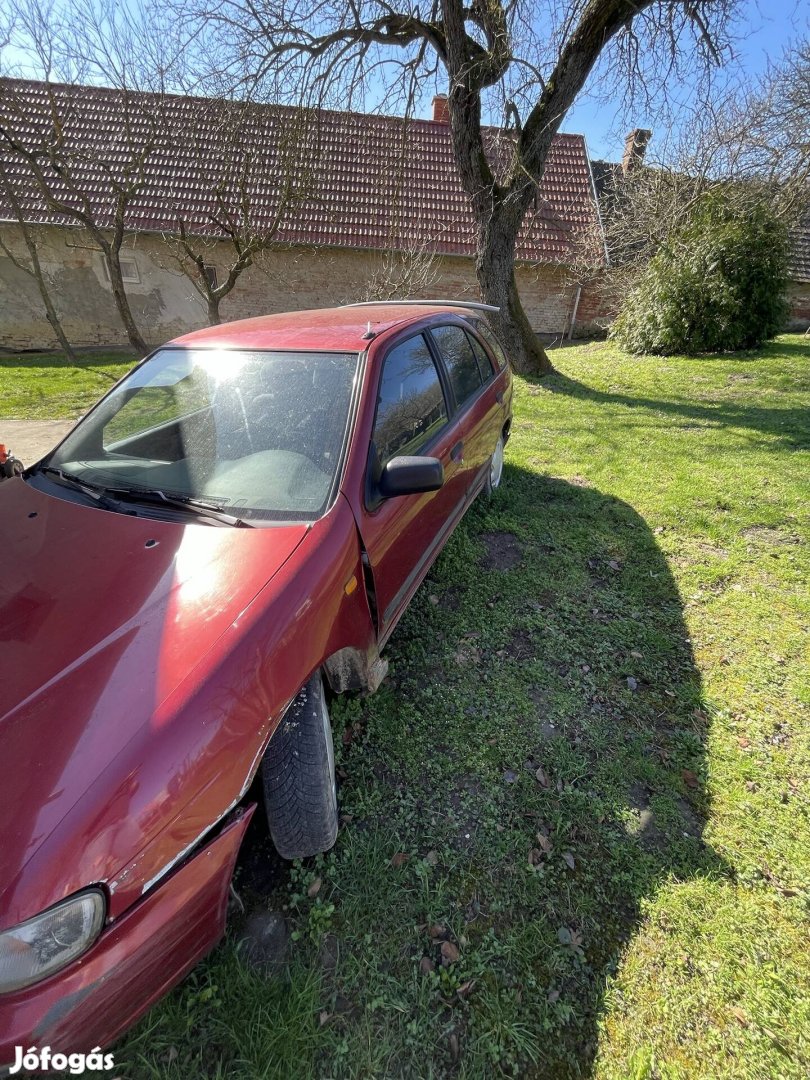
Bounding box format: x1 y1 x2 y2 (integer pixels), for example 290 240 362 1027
466 330 496 382
429 325 483 407
474 322 508 371
373 334 448 468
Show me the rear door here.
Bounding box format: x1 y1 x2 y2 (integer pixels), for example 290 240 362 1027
358 331 468 643
427 323 505 494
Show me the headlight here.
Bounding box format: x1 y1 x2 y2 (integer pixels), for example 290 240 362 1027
0 889 105 993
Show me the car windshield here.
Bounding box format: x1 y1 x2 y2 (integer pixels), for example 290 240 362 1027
47 348 360 521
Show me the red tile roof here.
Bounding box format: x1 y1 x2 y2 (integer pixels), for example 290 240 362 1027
0 79 600 265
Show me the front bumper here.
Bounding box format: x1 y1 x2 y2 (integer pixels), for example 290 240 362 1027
0 806 253 1063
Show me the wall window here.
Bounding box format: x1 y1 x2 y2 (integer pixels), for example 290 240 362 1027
101 256 140 285
203 265 218 289
373 334 448 468
429 324 483 407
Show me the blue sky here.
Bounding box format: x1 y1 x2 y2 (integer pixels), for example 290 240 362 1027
562 0 809 161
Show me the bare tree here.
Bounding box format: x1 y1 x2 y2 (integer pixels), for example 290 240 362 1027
576 40 810 311
159 100 318 325
0 0 185 355
0 155 77 357
175 0 737 374
361 240 441 302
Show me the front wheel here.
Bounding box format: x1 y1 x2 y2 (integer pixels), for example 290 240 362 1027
261 671 338 860
482 435 505 497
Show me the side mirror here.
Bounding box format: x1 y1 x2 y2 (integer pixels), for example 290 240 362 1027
378 455 444 498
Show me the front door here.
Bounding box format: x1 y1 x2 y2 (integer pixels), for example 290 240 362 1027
357 331 468 643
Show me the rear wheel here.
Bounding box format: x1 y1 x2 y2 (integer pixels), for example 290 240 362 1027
261 671 338 860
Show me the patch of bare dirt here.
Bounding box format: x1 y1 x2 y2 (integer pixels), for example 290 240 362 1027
504 628 536 661
741 526 800 546
479 531 523 571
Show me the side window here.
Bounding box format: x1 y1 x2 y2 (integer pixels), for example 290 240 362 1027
465 329 496 382
373 334 449 468
429 325 483 407
474 321 508 371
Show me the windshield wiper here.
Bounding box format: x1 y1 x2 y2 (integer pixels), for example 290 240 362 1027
101 486 252 527
36 466 120 510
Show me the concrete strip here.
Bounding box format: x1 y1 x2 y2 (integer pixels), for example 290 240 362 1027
0 419 75 466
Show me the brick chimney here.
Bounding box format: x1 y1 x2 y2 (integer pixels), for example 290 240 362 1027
622 129 652 174
432 94 450 124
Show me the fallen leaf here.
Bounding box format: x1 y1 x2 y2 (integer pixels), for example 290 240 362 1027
429 595 439 605
682 769 699 789
457 979 477 998
307 876 322 898
737 737 750 749
562 851 575 871
535 831 553 854
630 649 643 659
342 727 353 747
319 1010 331 1027
608 559 621 571
390 852 409 868
419 956 435 975
429 923 448 941
581 664 591 673
503 768 518 784
728 1006 749 1027
547 988 560 1004
535 766 551 788
425 850 439 866
626 676 638 691
440 940 460 964
528 847 544 867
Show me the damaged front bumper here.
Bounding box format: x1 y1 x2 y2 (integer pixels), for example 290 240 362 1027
0 805 254 1065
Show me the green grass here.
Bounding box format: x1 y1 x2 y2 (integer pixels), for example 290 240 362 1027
25 336 810 1077
0 349 135 418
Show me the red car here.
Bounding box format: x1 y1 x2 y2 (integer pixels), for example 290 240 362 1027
0 301 512 1059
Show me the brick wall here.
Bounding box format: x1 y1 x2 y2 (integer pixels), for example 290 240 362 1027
787 282 810 330
0 223 581 351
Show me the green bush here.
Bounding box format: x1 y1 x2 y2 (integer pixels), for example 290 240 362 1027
610 189 789 355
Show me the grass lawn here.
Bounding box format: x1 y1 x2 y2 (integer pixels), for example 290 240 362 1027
0 349 135 419
13 336 810 1077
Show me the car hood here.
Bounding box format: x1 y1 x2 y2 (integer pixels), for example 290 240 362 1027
0 478 308 916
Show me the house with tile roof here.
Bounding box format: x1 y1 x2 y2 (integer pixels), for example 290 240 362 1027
0 79 605 351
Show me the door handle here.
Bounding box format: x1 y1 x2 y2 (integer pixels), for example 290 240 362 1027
450 440 464 463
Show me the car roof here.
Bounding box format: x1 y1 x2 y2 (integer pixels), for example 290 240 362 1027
168 303 485 353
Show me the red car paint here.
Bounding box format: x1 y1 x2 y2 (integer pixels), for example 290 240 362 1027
0 304 512 1059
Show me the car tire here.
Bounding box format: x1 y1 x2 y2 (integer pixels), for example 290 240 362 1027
482 435 505 497
261 671 338 860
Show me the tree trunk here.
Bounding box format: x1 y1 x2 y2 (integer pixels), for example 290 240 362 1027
18 229 77 361
207 295 221 324
35 261 77 360
105 251 148 355
474 211 554 376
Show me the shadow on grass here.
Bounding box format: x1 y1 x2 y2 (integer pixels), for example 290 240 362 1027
114 466 732 1079
540 370 810 451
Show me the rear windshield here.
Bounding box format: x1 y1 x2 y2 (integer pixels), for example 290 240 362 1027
49 348 360 521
